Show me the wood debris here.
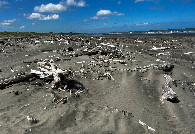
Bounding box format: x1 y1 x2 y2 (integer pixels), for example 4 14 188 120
31 61 72 89
0 73 36 89
161 74 178 103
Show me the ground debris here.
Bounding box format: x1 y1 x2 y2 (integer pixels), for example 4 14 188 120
139 120 156 132
27 116 38 124
31 61 72 89
157 63 174 72
0 73 36 89
161 74 178 103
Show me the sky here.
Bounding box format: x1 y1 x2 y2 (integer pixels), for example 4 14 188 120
0 0 195 33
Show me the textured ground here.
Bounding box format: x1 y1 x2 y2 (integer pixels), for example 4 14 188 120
0 34 194 134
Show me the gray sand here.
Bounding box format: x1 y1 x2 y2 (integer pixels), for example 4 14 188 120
0 34 194 134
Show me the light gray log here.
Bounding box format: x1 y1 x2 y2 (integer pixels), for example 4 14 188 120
0 73 36 89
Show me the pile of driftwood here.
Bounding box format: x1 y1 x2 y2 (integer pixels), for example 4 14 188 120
0 62 72 90
161 74 178 103
31 61 72 89
0 61 78 104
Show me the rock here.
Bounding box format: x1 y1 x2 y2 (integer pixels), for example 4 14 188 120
14 91 20 95
0 40 5 45
68 47 74 52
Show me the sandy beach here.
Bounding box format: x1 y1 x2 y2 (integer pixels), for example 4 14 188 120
0 33 194 134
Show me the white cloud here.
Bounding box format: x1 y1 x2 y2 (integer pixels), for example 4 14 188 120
0 19 17 27
117 1 121 4
4 19 17 23
65 0 86 7
19 26 25 29
90 16 108 20
0 1 8 8
42 14 60 20
82 19 89 22
25 13 60 20
26 0 86 22
96 10 112 16
84 9 124 22
34 3 67 13
112 11 124 16
135 23 149 26
34 0 87 13
134 0 153 3
0 19 24 29
25 13 43 20
96 10 124 16
135 0 144 3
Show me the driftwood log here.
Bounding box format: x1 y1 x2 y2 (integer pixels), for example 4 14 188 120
31 61 72 89
0 62 72 90
161 74 178 102
0 73 36 89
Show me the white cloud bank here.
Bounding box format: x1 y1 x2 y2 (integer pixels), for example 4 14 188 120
90 16 108 20
0 19 25 29
34 0 86 13
25 13 60 20
96 10 112 16
65 0 86 7
25 0 86 21
19 26 25 29
88 10 124 20
96 10 124 16
134 0 153 3
34 3 67 13
135 23 149 26
0 19 17 27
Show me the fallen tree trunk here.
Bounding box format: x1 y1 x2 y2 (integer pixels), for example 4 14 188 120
0 73 36 89
0 62 72 90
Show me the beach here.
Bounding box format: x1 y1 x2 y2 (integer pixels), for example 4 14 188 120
0 33 194 134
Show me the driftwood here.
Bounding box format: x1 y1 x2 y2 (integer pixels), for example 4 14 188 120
161 74 178 103
27 116 38 124
0 73 36 89
157 63 174 72
0 62 72 90
31 62 72 89
133 63 174 73
98 72 114 80
0 61 81 105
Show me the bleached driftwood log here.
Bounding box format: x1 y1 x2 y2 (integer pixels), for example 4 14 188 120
161 74 178 102
31 62 72 89
0 62 72 90
97 72 114 80
0 73 36 89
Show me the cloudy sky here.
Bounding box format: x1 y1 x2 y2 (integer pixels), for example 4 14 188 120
0 0 195 33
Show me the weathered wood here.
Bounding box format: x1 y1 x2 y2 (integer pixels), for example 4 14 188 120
161 74 178 102
0 73 36 89
31 62 72 89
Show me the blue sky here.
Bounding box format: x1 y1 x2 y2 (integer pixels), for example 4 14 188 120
0 0 195 33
